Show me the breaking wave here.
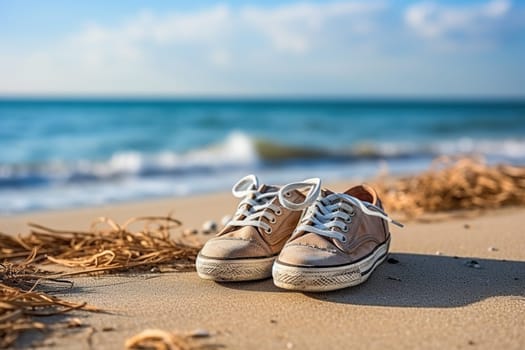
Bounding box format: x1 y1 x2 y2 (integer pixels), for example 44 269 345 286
1 131 525 189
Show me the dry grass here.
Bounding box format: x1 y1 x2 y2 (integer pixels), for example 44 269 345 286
0 282 100 348
125 329 217 350
0 257 100 348
1 215 201 348
125 329 197 350
0 215 202 276
373 157 525 219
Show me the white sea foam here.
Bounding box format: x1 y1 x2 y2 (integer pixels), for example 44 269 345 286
0 131 260 185
1 132 525 214
367 138 525 159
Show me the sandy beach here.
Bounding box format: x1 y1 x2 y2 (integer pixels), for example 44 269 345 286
2 1 525 348
2 188 524 350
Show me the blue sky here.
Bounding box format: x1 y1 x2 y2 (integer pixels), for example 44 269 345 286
1 0 524 97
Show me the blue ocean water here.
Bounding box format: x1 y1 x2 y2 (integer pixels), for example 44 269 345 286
1 99 524 214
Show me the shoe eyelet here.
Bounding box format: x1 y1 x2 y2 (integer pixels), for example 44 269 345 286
284 192 292 198
349 211 356 217
265 227 273 234
275 209 283 216
345 217 352 223
270 217 276 224
343 225 349 232
340 236 348 243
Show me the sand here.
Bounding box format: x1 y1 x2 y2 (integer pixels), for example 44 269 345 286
1 190 524 350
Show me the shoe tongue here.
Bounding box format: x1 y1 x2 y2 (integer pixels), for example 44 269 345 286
320 188 334 197
258 184 279 193
344 185 377 205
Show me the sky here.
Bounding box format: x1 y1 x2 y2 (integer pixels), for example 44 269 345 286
0 0 524 98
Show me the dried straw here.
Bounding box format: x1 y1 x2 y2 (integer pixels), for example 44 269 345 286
1 216 201 276
0 261 100 348
0 250 73 292
125 329 215 350
1 215 199 346
373 157 525 219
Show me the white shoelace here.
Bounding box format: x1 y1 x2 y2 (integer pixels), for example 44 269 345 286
227 174 282 234
278 178 403 243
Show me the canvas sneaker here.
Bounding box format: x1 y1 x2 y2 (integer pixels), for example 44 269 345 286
196 175 305 281
272 178 402 292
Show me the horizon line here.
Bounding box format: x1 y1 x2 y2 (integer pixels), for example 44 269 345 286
1 94 525 104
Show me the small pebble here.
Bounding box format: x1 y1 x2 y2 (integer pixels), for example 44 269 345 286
67 318 83 328
270 319 278 324
102 326 115 332
286 342 294 349
468 340 476 346
488 246 498 252
221 215 232 226
465 260 481 269
435 251 443 256
464 224 470 229
189 329 210 338
183 228 198 235
150 266 159 273
67 317 82 328
514 277 519 281
202 220 218 233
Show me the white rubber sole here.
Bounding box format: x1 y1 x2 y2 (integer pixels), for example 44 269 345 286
196 254 276 282
272 239 390 292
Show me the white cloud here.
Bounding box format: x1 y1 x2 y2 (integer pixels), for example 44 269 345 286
0 5 236 94
67 5 232 67
68 1 384 60
0 1 389 94
0 1 522 96
241 2 385 53
210 49 231 66
75 6 231 46
405 0 511 41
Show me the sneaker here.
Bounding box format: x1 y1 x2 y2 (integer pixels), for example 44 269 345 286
196 175 305 281
272 178 402 292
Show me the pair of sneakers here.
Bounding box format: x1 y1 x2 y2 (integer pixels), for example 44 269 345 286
196 175 402 292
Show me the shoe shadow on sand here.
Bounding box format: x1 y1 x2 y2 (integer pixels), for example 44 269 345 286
220 253 525 308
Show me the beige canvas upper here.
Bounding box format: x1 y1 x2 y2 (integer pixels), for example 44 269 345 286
276 185 390 267
199 185 305 260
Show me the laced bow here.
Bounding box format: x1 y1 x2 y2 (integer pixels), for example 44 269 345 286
278 178 403 243
227 174 282 234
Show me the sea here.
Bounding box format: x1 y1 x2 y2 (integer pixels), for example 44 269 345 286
1 99 524 215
